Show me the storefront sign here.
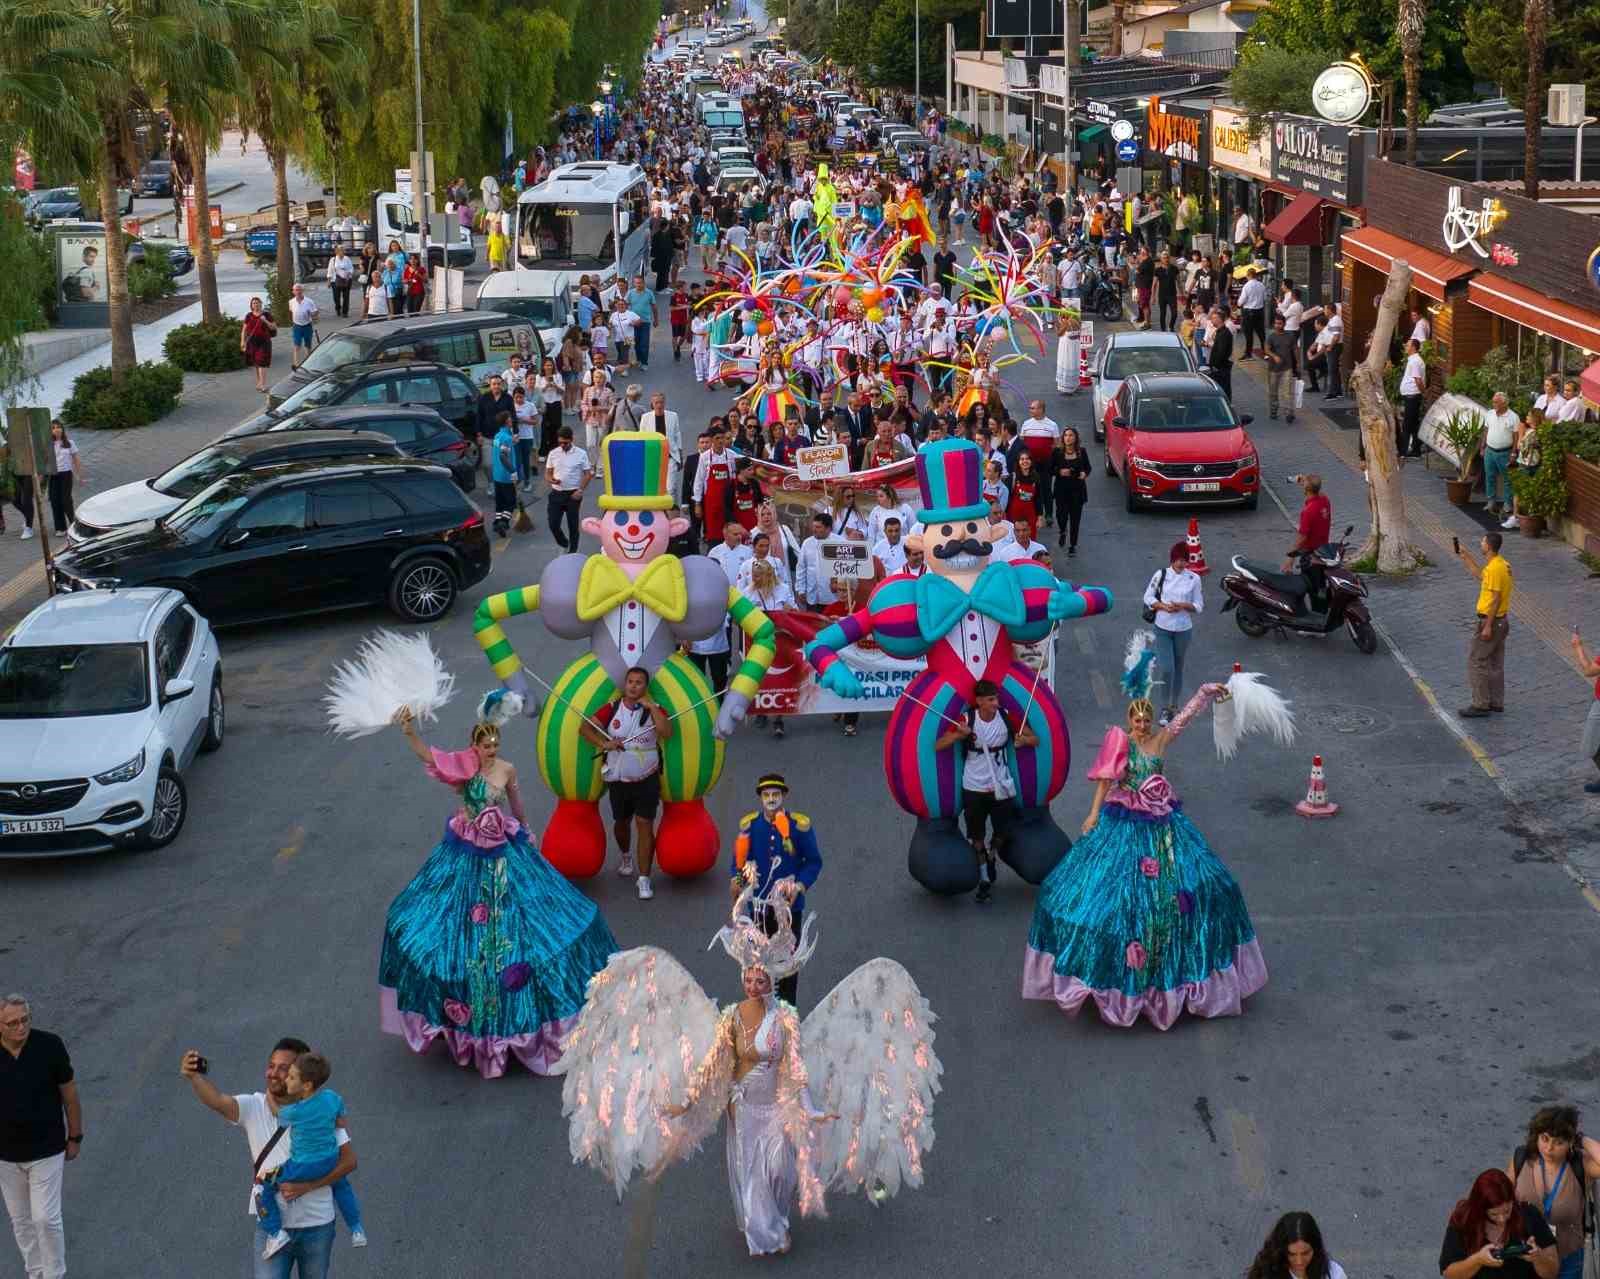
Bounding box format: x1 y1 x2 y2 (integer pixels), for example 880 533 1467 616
1441 185 1509 259
1081 98 1119 125
1311 62 1373 124
1110 119 1135 143
1145 97 1205 164
1209 106 1269 181
1270 117 1350 204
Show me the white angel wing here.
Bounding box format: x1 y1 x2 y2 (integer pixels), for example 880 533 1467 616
555 947 723 1199
800 958 943 1203
1213 669 1297 760
323 630 455 738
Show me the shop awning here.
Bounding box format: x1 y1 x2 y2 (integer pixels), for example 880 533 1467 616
1078 124 1107 141
1467 272 1600 354
1583 360 1600 407
1262 192 1326 246
1339 226 1477 301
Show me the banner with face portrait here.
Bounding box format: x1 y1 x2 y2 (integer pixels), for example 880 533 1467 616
56 232 108 306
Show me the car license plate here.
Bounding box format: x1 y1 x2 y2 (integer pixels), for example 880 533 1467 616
1181 482 1221 492
1 818 65 835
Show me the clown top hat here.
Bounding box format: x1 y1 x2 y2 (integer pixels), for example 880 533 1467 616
598 431 674 511
915 438 990 524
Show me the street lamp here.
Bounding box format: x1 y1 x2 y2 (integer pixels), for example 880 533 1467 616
591 100 604 159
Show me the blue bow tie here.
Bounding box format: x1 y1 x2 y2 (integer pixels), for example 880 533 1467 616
913 562 1025 644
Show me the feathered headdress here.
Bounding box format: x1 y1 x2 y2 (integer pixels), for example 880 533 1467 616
709 865 819 982
1120 629 1160 701
475 688 525 728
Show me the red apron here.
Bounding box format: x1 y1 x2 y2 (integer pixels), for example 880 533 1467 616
702 455 734 541
1007 475 1040 524
731 480 761 531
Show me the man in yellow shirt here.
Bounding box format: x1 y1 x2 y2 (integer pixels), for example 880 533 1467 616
1461 531 1512 717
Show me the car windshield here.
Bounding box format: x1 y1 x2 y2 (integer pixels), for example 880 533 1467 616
152 445 245 499
705 111 744 128
487 295 566 328
517 201 615 269
161 475 255 537
1133 393 1237 431
300 331 378 375
1104 347 1191 380
272 375 354 416
0 644 149 717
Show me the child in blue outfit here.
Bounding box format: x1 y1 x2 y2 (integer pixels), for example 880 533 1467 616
258 1052 365 1259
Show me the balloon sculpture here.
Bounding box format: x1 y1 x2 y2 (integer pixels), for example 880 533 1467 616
804 439 1114 894
474 432 776 879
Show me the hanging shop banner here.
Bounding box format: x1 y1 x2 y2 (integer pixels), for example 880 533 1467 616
1145 97 1207 166
746 609 1057 716
1270 116 1351 204
1209 106 1270 181
55 232 108 306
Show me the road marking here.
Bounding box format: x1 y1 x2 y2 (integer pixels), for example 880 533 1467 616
1228 1110 1267 1197
1073 626 1095 656
275 823 305 864
0 561 46 614
1089 670 1111 709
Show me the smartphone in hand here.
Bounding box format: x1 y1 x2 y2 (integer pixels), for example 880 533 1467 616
1452 535 1461 556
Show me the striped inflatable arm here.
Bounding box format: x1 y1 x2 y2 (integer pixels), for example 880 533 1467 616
802 609 871 677
727 588 777 699
473 584 542 682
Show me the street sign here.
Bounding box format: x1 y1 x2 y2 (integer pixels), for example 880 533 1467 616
1115 139 1139 163
1110 119 1135 143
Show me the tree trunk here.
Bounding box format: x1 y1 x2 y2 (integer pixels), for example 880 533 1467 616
188 132 221 324
1110 0 1125 56
268 140 292 323
1403 56 1420 165
1523 0 1548 199
97 153 135 378
1350 261 1426 573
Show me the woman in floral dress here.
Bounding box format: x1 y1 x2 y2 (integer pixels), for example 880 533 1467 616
1022 683 1267 1030
379 705 617 1077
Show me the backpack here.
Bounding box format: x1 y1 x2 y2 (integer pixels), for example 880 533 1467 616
1512 1143 1594 1236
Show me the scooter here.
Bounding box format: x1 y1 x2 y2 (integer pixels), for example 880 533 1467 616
1076 258 1125 320
1219 525 1378 654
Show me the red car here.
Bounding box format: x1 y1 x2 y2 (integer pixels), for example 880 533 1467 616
1103 372 1260 511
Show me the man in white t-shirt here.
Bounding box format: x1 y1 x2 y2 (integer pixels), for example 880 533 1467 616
1482 390 1520 523
1397 338 1427 458
180 1039 356 1277
871 517 908 575
580 666 672 900
1003 516 1050 565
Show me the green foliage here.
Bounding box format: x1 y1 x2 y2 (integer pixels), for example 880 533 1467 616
1444 345 1546 417
981 133 1006 151
126 248 177 302
1228 45 1336 135
791 0 980 88
0 198 54 402
163 316 246 372
865 0 944 90
1249 0 1475 112
1541 419 1600 466
1464 0 1600 102
1437 408 1485 481
61 360 183 429
1509 458 1568 518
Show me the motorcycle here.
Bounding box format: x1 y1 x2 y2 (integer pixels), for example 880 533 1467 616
1076 260 1125 321
1219 525 1378 655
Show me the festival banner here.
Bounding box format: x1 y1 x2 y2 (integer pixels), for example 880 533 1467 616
747 608 1057 717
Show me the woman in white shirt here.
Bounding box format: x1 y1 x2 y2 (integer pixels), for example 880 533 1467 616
363 274 389 320
1142 540 1204 726
1244 1211 1348 1279
534 356 564 458
1533 375 1562 416
866 483 916 546
47 419 84 536
741 558 795 738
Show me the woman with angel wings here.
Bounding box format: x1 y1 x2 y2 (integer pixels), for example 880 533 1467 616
557 877 942 1258
1022 632 1291 1030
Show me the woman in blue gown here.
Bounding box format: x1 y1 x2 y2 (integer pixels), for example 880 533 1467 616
380 705 617 1077
1022 684 1267 1030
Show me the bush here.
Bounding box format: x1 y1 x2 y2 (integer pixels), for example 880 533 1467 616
1446 345 1545 418
126 249 177 302
61 360 183 430
1509 460 1568 518
164 316 246 372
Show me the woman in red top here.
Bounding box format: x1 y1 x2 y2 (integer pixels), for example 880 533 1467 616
1007 451 1042 528
239 297 277 392
403 258 427 314
729 459 763 532
669 287 691 361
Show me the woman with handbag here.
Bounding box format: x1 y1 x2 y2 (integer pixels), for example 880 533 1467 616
1050 428 1091 555
239 297 277 393
1142 541 1204 727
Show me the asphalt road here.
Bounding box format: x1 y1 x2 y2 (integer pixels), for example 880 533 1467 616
8 289 1600 1279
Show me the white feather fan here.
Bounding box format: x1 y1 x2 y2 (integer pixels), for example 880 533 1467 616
323 630 456 738
1212 670 1297 761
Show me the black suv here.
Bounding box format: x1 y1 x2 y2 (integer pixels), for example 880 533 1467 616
50 460 492 626
223 404 476 491
232 361 481 440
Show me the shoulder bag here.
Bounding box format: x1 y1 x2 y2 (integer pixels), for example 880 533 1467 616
1141 568 1166 624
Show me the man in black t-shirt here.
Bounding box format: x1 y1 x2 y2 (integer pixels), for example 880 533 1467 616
0 995 79 1279
1206 308 1235 402
1153 251 1181 332
933 246 958 298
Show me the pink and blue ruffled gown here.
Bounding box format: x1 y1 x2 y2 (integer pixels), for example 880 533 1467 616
379 748 617 1077
1022 686 1267 1030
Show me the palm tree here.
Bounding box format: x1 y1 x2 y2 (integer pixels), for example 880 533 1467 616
0 0 107 173
1523 0 1549 198
1111 0 1127 56
1398 0 1426 164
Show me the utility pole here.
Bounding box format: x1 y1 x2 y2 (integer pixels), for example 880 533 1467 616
411 0 430 268
914 0 920 114
1061 0 1076 190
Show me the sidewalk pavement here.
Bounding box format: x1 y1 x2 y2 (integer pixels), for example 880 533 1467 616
1219 352 1600 882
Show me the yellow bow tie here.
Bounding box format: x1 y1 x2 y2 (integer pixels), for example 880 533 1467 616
575 555 689 623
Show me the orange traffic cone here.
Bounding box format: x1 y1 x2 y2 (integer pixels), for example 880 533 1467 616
1294 755 1340 818
1184 516 1209 575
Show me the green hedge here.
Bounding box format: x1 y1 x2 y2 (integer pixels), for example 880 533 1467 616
164 316 246 372
1445 345 1546 418
61 361 183 430
126 250 177 303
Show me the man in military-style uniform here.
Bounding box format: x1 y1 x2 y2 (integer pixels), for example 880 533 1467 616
731 772 822 1006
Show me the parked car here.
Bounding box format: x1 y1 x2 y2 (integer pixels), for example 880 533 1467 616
234 361 481 440
1092 329 1198 441
23 186 134 226
68 429 404 545
1102 372 1259 511
137 159 174 197
267 310 540 409
0 588 222 856
50 459 493 625
223 404 477 491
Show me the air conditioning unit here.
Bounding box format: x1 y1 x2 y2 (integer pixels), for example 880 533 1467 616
1549 83 1587 127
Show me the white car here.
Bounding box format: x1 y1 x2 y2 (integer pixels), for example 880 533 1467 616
1092 329 1197 441
0 588 222 856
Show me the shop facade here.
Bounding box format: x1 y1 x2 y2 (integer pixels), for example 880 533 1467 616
1262 114 1367 307
1207 104 1269 255
1142 97 1212 235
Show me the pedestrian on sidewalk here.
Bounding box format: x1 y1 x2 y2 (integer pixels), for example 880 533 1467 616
241 297 277 393
1244 1211 1350 1279
1206 307 1234 401
1237 269 1267 359
1482 392 1519 519
0 994 81 1279
544 426 592 550
490 414 518 538
1460 532 1512 718
45 421 82 537
1398 338 1427 458
1265 314 1300 423
288 285 319 371
1571 629 1600 794
325 245 354 318
1143 540 1204 727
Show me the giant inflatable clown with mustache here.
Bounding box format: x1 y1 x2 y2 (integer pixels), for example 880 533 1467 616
804 438 1113 894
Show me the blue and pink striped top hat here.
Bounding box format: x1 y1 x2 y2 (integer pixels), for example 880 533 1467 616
915 438 989 524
